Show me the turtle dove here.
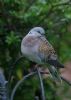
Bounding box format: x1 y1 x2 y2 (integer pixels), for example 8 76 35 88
21 27 64 82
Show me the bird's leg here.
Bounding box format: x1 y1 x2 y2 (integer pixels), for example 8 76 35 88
35 64 39 68
29 62 39 72
32 64 40 72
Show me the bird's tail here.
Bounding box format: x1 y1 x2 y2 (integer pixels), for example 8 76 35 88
47 65 62 83
47 59 64 68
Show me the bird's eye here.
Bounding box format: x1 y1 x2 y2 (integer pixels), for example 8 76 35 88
37 30 40 33
29 32 32 34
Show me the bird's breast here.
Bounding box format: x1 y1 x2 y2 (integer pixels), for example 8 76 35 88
21 40 42 64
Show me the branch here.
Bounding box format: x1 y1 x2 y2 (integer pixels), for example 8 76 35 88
61 76 71 86
36 67 45 100
10 71 37 100
10 69 49 100
41 71 71 86
10 69 71 100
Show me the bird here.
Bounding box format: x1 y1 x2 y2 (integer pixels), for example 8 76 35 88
21 27 64 82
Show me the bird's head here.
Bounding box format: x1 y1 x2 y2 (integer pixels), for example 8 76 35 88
28 27 45 36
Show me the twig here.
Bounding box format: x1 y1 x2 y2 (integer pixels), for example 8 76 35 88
10 69 48 100
10 71 37 100
10 69 71 100
41 71 71 86
36 67 45 100
61 76 71 85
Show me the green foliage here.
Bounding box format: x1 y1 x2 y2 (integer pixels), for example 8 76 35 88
0 0 71 100
6 31 21 45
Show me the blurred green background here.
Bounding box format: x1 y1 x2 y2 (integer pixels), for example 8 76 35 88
0 0 71 100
